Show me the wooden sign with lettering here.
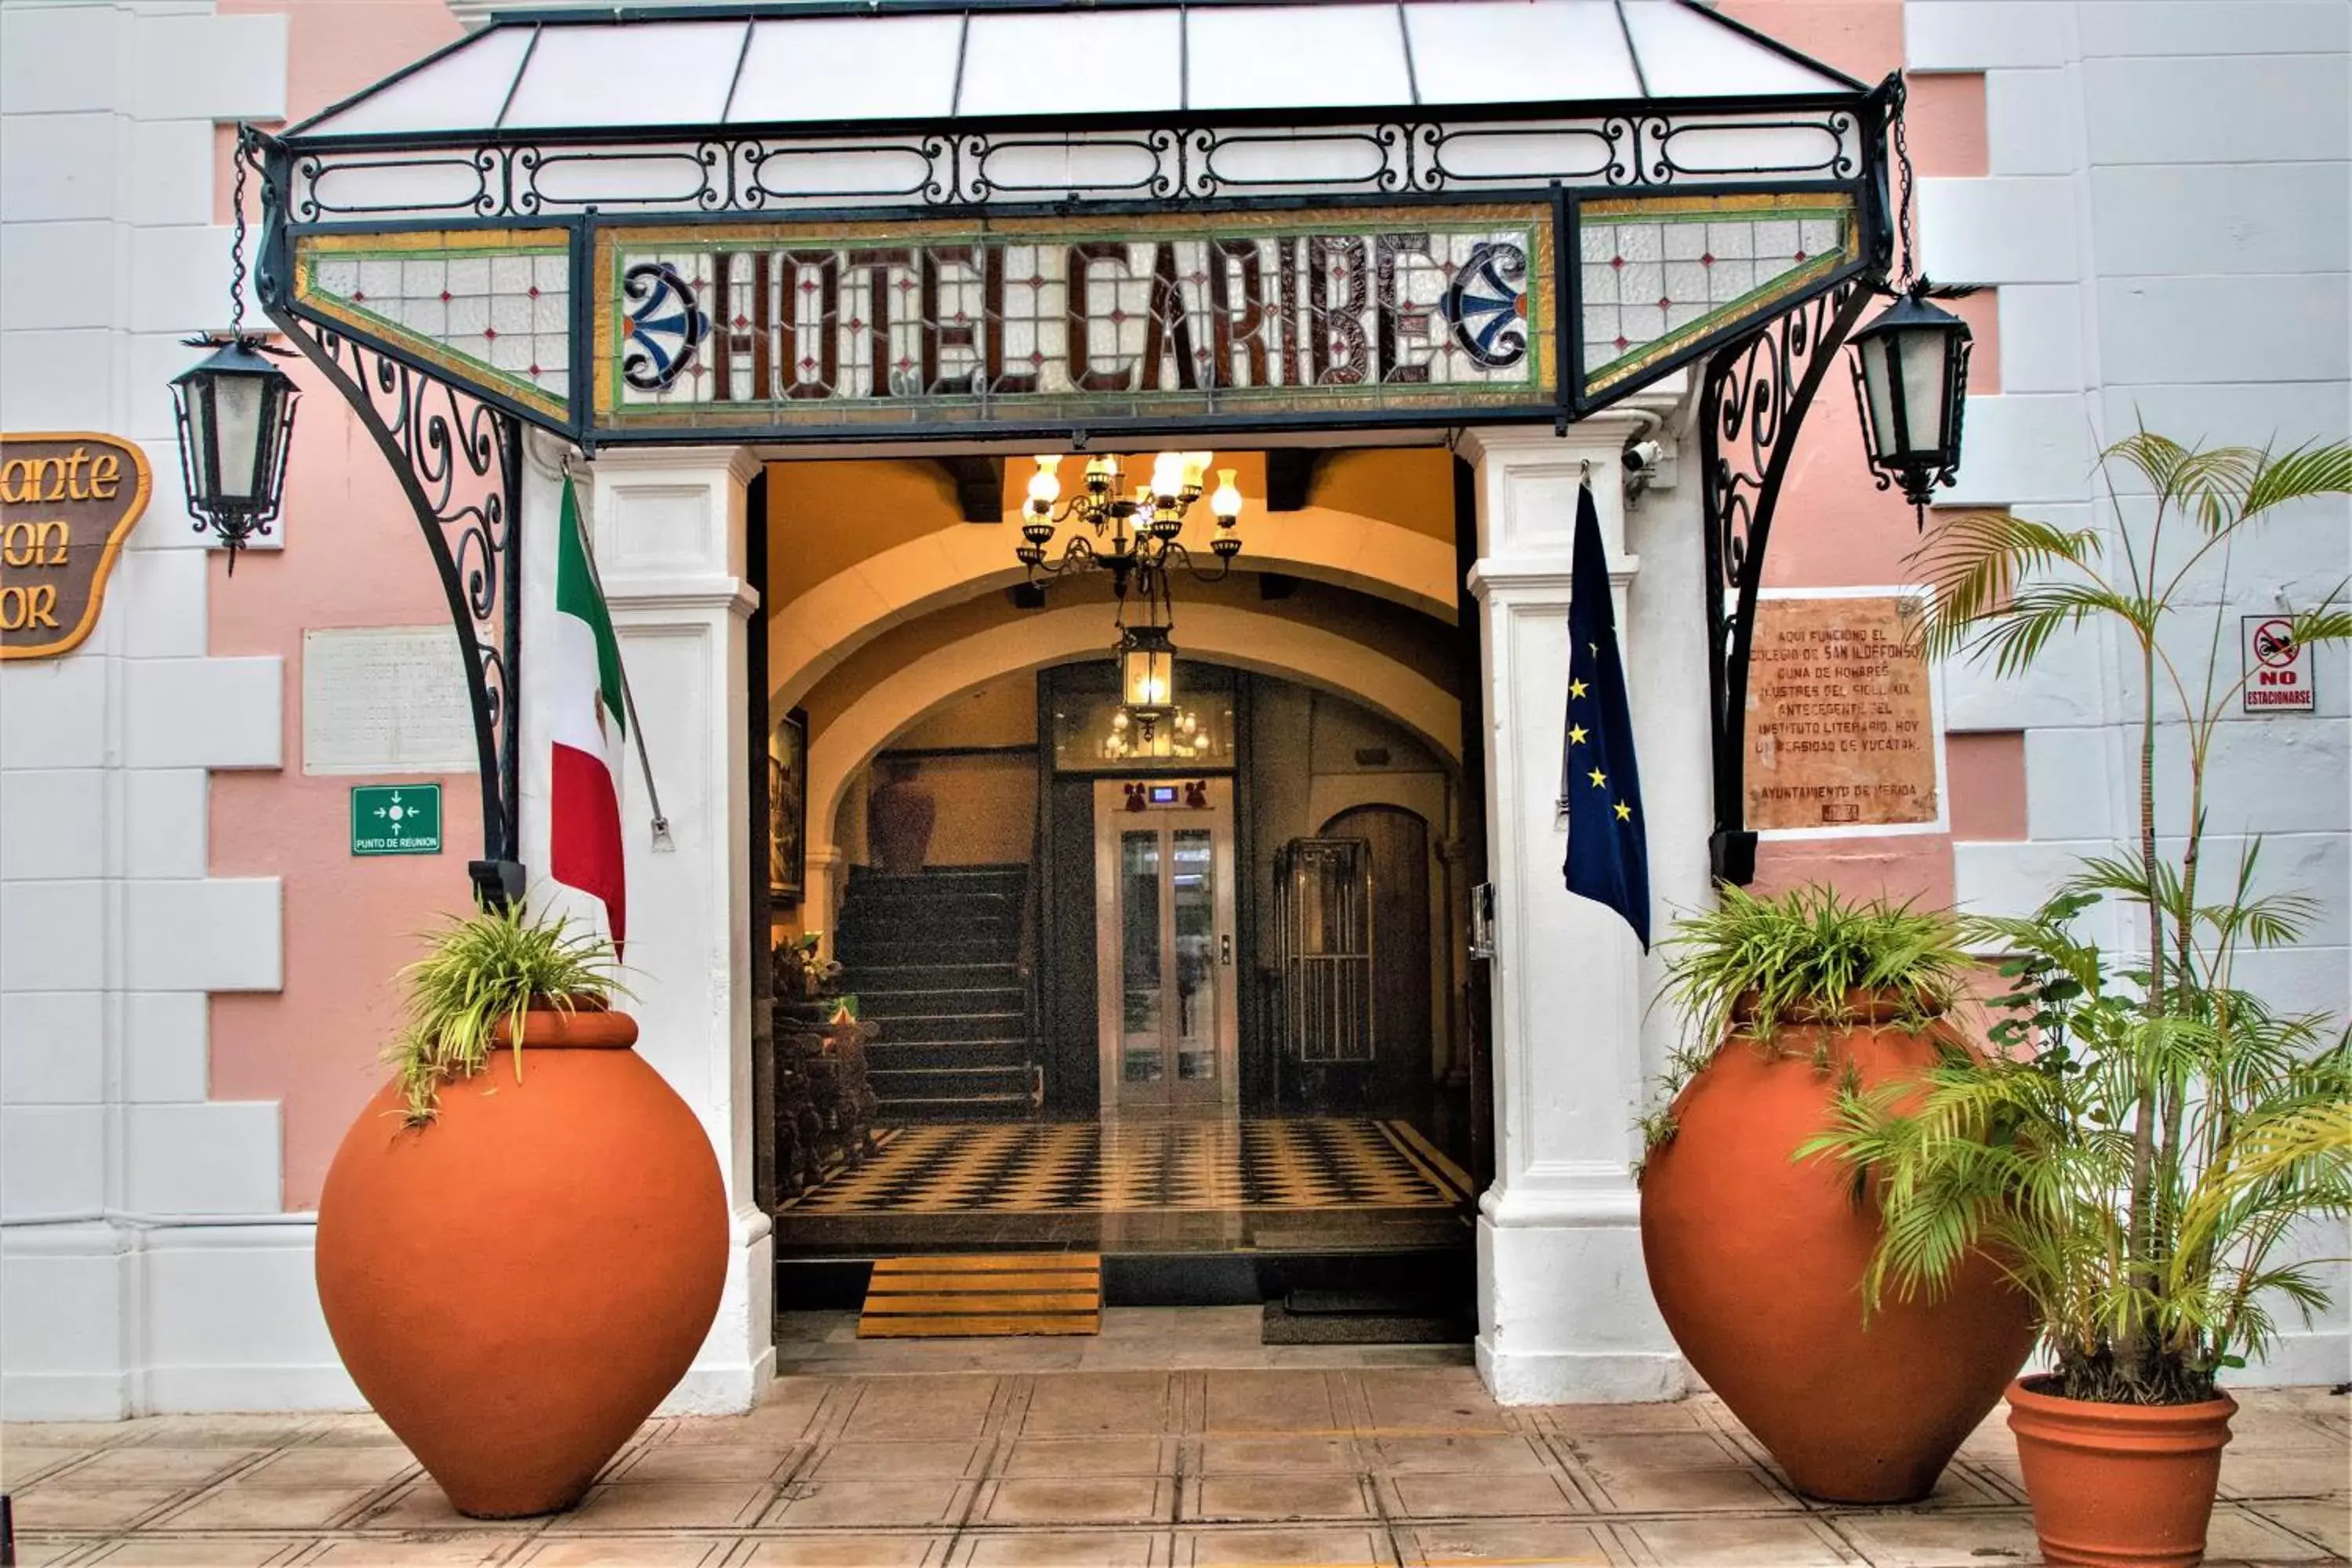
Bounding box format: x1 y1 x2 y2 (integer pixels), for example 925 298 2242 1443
1745 594 1940 831
0 433 151 659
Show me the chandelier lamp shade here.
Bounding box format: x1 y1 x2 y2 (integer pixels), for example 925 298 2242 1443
1016 451 1247 597
1846 283 1972 523
169 336 300 567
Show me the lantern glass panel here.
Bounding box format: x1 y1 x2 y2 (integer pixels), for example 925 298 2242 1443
1123 642 1173 708
212 373 268 502
180 383 216 501
1893 327 1951 456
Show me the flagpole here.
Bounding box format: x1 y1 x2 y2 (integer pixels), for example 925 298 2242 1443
563 463 673 847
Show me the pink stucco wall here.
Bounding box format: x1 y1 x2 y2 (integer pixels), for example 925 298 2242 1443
202 0 2006 1210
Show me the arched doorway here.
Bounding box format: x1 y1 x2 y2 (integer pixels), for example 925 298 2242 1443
1308 804 1436 1127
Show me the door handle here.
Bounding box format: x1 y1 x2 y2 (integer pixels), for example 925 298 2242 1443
1220 933 1233 965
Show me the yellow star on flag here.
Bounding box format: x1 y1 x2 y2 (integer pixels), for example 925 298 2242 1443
1614 800 1632 822
1567 724 1588 746
1588 767 1607 788
1569 678 1589 699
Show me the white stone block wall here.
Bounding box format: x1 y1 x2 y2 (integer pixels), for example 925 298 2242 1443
1907 0 2352 1384
0 0 334 1419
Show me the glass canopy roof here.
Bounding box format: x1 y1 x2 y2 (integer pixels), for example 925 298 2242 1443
293 0 1861 140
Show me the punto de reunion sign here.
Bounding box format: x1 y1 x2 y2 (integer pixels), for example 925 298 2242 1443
0 433 151 659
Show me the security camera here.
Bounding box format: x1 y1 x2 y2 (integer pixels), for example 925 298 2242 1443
1625 439 1663 473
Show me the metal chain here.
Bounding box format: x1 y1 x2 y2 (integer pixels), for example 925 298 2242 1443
229 136 249 336
1891 91 1916 290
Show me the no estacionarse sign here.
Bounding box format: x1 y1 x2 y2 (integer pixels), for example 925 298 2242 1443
1745 595 1940 831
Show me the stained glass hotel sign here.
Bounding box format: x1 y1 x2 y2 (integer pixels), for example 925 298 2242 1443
593 207 1556 430
284 191 1859 438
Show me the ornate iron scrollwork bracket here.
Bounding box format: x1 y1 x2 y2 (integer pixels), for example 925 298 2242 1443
1698 281 1877 887
267 311 527 908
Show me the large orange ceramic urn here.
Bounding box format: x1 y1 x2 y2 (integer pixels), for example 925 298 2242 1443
316 1004 727 1518
1639 1003 2035 1503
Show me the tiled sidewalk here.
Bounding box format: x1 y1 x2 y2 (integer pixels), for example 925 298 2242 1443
6 1351 2345 1567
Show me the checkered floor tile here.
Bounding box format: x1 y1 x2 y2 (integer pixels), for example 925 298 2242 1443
782 1118 1469 1215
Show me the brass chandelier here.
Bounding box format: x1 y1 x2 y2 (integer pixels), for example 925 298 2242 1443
1014 451 1245 600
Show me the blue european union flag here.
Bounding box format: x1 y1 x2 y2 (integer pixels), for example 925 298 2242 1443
1562 482 1650 950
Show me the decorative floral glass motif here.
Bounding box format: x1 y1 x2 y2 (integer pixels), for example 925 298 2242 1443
296 230 572 418
1578 193 1859 396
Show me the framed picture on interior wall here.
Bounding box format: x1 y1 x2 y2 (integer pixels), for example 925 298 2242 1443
769 707 807 906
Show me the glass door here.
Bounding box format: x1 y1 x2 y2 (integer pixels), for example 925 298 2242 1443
1095 779 1237 1113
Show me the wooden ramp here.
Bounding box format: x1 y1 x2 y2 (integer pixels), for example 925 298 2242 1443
857 1253 1102 1338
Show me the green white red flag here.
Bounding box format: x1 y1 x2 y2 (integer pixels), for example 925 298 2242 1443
550 477 626 950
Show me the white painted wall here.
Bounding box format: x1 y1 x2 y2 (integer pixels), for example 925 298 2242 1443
0 0 332 1417
1908 0 2351 1384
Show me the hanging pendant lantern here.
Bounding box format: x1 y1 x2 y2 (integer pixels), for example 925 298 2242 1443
1847 285 1971 523
171 337 300 567
1118 622 1177 715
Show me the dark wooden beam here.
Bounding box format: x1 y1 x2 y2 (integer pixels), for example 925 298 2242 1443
936 456 1004 522
1265 449 1323 512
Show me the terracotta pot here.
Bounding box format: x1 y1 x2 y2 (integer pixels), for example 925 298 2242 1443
316 1004 728 1518
1639 1005 2035 1503
2007 1375 2236 1567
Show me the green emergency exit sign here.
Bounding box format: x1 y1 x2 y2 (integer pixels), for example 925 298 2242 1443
350 784 442 855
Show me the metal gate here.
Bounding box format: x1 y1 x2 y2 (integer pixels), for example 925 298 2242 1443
1274 837 1374 1067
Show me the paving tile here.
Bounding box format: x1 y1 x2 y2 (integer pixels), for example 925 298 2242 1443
760 1477 975 1529
1023 1373 1175 1435
802 1439 988 1479
0 1447 90 1486
2249 1499 2352 1555
517 1541 725 1568
129 1417 320 1448
1578 1465 1790 1512
304 1537 526 1565
1354 1369 1510 1434
1185 1474 1374 1523
1564 1432 1749 1473
299 1414 410 1447
739 1534 952 1565
1538 1403 1708 1436
1203 1374 1341 1435
1174 1526 1389 1567
1000 1436 1172 1476
953 1530 1168 1566
604 1441 802 1483
2204 1504 2343 1561
1824 1508 2042 1567
1370 1434 1551 1473
553 1481 772 1529
10 1537 93 1568
1396 1520 1616 1566
2220 1448 2352 1498
238 1447 420 1487
1380 1471 1587 1519
155 1484 380 1530
1630 1517 1858 1566
64 1446 265 1486
78 1539 314 1566
10 1482 189 1531
841 1376 1004 1439
1196 1438 1360 1473
977 1475 1175 1525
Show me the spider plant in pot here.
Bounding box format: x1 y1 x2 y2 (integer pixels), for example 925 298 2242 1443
1636 884 2034 1504
314 900 728 1519
1797 430 2352 1567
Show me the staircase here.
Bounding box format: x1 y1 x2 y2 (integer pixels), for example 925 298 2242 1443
833 863 1040 1120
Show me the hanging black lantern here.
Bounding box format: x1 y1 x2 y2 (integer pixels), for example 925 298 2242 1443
170 336 299 568
1117 622 1177 716
1847 285 1971 523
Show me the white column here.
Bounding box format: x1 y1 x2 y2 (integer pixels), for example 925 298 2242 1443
520 441 771 1414
1461 390 1710 1403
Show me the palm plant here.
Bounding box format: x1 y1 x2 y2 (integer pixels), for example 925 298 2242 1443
1639 884 1973 1160
1802 432 2352 1403
389 900 627 1126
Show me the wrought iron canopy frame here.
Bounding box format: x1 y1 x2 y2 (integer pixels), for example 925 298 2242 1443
245 53 1907 894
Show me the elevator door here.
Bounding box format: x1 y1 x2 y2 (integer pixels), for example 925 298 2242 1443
1094 779 1238 1114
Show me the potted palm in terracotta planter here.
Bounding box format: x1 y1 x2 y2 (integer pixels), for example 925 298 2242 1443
1803 430 2352 1566
1638 884 2036 1504
315 902 728 1519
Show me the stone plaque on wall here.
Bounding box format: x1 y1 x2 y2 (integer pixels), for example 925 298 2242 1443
303 626 477 775
1745 595 1939 831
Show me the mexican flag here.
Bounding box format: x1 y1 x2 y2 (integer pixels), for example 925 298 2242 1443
550 477 626 951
